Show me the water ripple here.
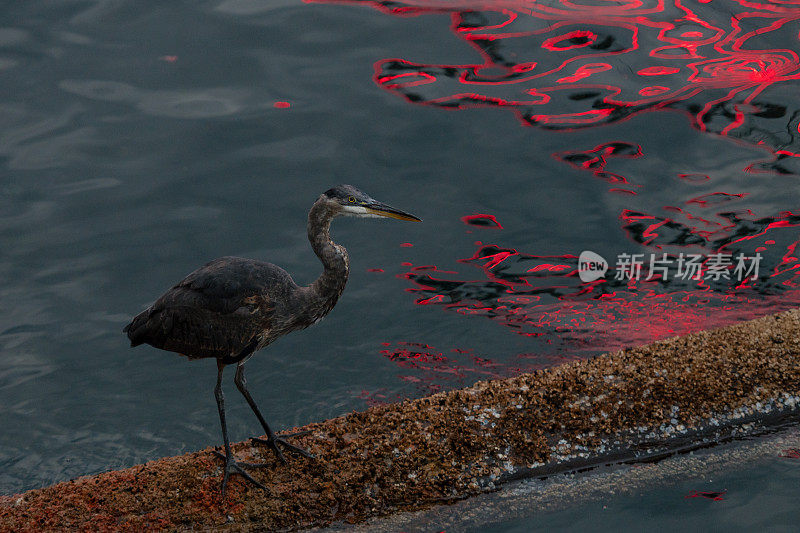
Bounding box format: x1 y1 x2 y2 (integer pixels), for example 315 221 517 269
59 79 249 118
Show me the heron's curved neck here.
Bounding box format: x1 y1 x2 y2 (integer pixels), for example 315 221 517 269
307 198 349 303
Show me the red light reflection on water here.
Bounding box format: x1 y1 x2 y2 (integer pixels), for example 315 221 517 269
555 141 643 191
306 0 800 397
685 489 727 501
462 214 504 228
779 448 800 459
309 0 800 172
397 208 800 354
369 341 582 397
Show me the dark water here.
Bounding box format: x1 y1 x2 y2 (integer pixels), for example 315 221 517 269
481 453 800 533
1 0 799 527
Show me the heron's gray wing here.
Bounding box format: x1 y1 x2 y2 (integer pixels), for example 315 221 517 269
124 257 295 360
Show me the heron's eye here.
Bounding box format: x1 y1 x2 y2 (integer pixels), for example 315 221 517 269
348 196 356 203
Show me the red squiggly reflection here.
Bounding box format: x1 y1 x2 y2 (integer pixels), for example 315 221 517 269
555 141 643 192
309 0 800 172
461 213 504 228
307 0 800 400
397 208 800 354
369 341 582 397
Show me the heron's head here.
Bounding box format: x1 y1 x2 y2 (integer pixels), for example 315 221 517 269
322 184 421 222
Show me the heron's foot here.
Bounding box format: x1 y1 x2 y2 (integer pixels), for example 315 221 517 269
211 449 267 496
251 432 315 464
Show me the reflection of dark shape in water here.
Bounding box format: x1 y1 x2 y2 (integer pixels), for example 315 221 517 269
619 209 800 260
461 214 503 229
310 0 800 173
685 489 727 501
554 141 643 193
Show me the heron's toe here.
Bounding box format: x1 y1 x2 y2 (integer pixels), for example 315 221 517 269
252 435 315 462
211 449 267 496
275 436 315 459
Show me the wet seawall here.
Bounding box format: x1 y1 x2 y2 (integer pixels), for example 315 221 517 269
2 310 799 531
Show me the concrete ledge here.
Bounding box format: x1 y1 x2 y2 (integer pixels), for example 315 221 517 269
2 309 799 531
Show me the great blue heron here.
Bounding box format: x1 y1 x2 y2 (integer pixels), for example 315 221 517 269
123 184 421 495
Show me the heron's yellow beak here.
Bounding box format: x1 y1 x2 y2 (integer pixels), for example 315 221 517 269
365 202 422 222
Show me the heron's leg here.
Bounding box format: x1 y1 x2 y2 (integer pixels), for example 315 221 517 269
212 361 266 496
233 361 314 463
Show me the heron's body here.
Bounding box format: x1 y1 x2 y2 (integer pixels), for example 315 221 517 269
125 256 340 364
123 185 419 495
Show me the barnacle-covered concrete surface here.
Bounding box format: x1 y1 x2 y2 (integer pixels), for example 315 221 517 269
332 423 800 532
1 309 799 531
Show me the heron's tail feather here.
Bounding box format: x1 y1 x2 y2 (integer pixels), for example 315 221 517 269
124 309 153 347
